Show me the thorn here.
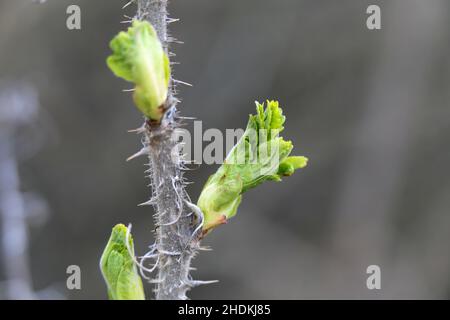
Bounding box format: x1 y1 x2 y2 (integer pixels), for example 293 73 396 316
122 88 135 92
122 1 134 9
137 199 154 207
167 18 180 24
168 37 184 44
173 79 193 87
177 116 196 120
126 147 149 161
127 125 146 134
189 280 219 287
172 97 181 103
123 15 133 20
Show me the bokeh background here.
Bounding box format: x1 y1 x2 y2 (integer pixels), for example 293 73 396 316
0 0 449 299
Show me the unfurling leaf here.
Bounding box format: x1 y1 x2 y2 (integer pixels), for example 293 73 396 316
100 224 145 300
197 100 308 235
107 20 170 122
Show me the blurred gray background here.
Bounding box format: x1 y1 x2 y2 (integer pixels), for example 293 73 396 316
0 0 449 299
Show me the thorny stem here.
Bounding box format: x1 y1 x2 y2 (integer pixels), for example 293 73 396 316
134 0 202 300
144 126 198 300
136 0 168 50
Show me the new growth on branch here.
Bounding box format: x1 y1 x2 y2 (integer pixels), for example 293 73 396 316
100 6 308 300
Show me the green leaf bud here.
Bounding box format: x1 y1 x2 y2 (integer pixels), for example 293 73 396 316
197 100 308 235
100 224 145 300
107 20 170 122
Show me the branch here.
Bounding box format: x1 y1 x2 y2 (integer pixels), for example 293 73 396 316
131 0 201 300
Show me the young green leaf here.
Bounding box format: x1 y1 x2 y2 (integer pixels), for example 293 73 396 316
107 20 170 122
100 224 145 300
197 100 308 234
